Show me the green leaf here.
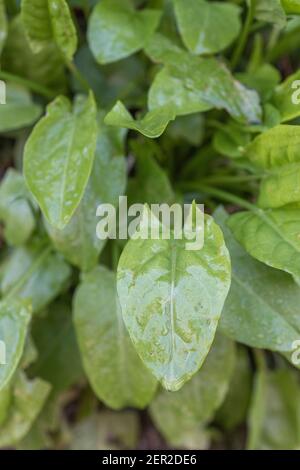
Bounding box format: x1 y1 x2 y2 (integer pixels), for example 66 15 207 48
127 140 175 205
150 334 235 446
0 84 42 132
87 0 161 64
248 368 300 450
0 300 31 391
213 121 251 159
24 92 98 230
273 70 300 122
258 162 300 209
0 238 71 314
105 101 175 138
281 0 300 15
146 35 262 124
254 0 286 28
21 0 77 61
0 371 51 447
0 169 36 246
245 125 300 169
216 347 252 431
244 125 300 208
173 0 241 55
70 410 140 450
236 64 281 102
227 207 300 279
45 114 127 271
117 205 231 391
0 0 7 56
215 207 300 355
30 299 83 392
74 266 158 410
2 15 66 92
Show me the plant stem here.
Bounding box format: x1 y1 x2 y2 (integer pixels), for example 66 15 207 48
67 62 90 93
179 182 259 213
0 70 56 99
201 174 261 185
253 348 267 371
231 0 257 69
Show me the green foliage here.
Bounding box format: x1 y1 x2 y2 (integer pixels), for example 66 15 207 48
0 0 299 450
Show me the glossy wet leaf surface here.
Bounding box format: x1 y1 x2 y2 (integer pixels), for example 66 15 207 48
146 35 262 124
117 206 231 391
24 92 98 229
45 113 127 271
88 0 161 64
174 0 241 55
105 101 175 138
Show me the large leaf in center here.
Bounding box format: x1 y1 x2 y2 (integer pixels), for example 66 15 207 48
24 92 98 230
117 206 231 391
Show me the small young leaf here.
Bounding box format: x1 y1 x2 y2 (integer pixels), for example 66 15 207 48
254 0 286 29
173 0 241 55
74 266 157 410
0 85 42 132
150 334 235 445
0 300 31 391
105 101 175 138
117 205 231 391
0 371 51 447
88 0 161 64
21 0 77 61
0 169 36 246
24 92 98 230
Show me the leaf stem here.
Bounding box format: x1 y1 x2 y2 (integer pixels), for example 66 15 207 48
67 62 90 93
253 348 267 371
231 0 257 69
0 70 56 99
201 174 261 185
179 182 259 213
